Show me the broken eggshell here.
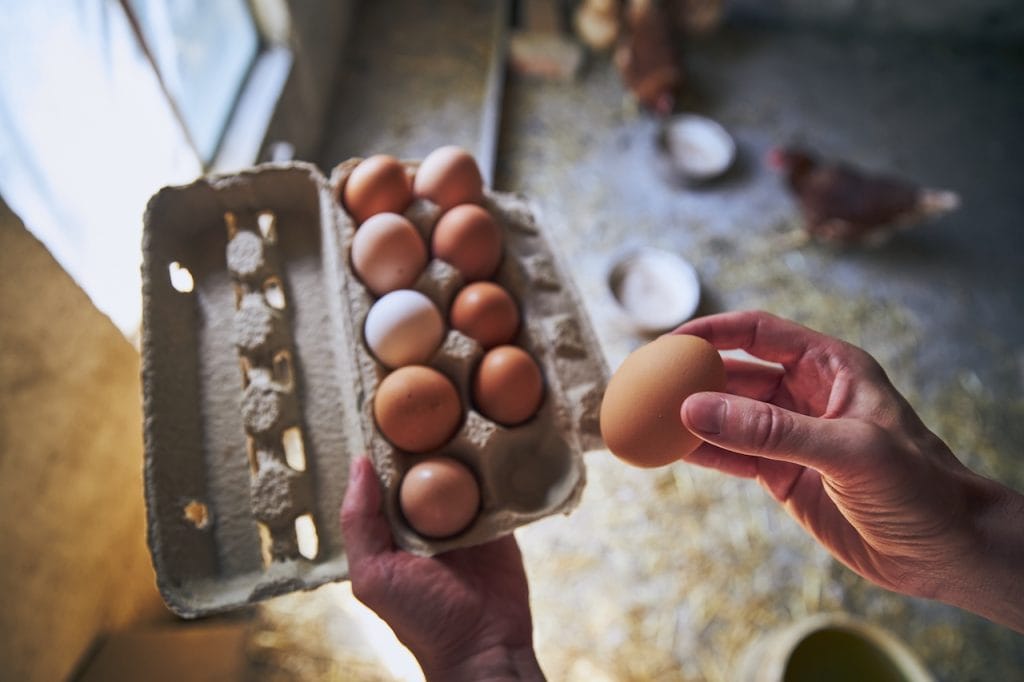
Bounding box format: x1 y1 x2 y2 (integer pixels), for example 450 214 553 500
656 113 736 184
608 247 702 334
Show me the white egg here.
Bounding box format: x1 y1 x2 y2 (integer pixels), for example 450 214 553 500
364 290 444 368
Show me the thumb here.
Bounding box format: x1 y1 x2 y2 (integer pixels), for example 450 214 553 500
340 456 394 563
681 392 865 475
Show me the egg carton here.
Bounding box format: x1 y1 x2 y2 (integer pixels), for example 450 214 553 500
142 160 607 617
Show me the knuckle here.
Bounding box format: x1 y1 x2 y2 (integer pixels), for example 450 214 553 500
845 344 886 379
748 403 790 452
860 421 899 458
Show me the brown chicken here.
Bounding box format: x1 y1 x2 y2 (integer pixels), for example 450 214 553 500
615 0 683 116
768 147 961 246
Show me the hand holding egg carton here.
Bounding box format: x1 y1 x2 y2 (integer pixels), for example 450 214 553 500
331 146 608 556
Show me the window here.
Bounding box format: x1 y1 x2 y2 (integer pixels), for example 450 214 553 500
125 0 260 163
0 1 291 336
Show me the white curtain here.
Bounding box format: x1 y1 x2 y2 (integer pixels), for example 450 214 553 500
0 1 201 335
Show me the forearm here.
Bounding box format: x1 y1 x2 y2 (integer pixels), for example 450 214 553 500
941 474 1024 633
418 644 545 682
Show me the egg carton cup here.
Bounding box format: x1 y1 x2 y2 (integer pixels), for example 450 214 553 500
141 161 607 617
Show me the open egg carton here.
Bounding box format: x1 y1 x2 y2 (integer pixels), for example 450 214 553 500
142 151 607 617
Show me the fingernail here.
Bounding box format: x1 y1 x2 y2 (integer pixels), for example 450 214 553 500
685 395 725 435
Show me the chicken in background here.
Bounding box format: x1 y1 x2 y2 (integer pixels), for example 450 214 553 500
768 147 962 246
576 0 725 115
576 0 722 53
614 0 683 116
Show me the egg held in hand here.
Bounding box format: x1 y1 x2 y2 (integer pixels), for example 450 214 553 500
600 334 725 468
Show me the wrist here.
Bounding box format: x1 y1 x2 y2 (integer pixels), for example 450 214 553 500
419 643 545 682
940 474 1024 632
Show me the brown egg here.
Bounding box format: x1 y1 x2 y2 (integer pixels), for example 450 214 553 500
343 155 412 224
600 334 725 468
399 457 480 538
473 345 544 426
413 146 484 211
350 213 427 296
374 366 462 453
450 282 520 349
431 204 503 281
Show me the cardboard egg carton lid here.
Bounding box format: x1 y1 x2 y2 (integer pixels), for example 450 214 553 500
141 160 608 617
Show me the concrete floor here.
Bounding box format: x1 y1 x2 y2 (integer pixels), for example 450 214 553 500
275 3 1024 680
497 28 1024 396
